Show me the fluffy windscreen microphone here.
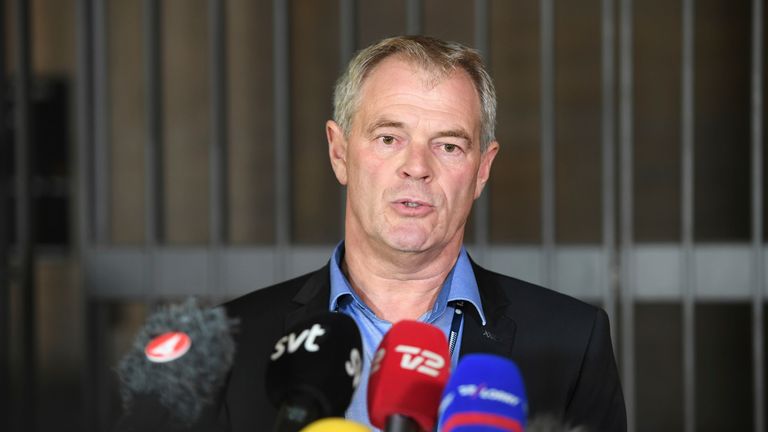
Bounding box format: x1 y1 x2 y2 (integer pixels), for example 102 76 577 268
114 298 238 431
437 353 528 432
367 320 450 432
266 312 363 432
299 418 371 431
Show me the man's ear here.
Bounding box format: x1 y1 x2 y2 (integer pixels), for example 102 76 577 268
474 140 500 199
327 120 348 185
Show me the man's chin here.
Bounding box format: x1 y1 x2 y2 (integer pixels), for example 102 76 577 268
381 231 432 254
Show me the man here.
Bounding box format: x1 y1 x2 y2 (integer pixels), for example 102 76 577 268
221 35 626 431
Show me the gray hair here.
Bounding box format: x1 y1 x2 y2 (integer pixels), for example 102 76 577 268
332 35 497 152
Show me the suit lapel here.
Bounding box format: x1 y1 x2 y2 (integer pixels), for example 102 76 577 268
459 262 517 359
460 303 517 358
285 263 332 331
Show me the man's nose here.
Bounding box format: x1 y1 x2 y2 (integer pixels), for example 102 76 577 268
398 143 433 181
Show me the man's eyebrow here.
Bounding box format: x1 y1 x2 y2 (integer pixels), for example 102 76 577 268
365 119 405 135
436 129 473 146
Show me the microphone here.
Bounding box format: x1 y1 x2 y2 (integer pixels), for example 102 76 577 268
266 312 363 432
437 353 528 432
113 298 238 431
367 320 450 432
299 418 371 431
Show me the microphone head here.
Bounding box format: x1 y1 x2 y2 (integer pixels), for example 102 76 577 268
265 312 363 417
437 353 528 432
299 418 371 432
116 298 238 425
367 320 450 431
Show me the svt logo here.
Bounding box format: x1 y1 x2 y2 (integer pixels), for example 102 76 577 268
345 348 362 387
395 345 445 377
270 323 326 361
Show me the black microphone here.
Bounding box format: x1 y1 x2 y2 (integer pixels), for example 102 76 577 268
113 298 238 431
266 312 363 432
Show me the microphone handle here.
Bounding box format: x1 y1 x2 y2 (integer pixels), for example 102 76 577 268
384 414 421 432
273 392 324 432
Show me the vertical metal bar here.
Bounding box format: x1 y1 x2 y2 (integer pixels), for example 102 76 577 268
75 1 94 277
751 1 765 431
473 0 490 264
406 0 423 35
75 0 97 428
209 0 227 245
93 0 110 244
339 0 357 68
473 0 490 58
0 0 9 427
601 0 617 341
209 0 228 295
619 0 635 430
144 0 163 295
680 1 696 431
77 2 96 250
13 0 36 428
144 0 163 246
273 0 291 279
339 0 357 237
541 0 556 290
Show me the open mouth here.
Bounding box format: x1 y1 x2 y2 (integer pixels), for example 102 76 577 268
396 199 432 212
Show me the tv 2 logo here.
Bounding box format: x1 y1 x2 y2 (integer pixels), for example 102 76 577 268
396 345 445 377
371 345 446 377
270 323 326 361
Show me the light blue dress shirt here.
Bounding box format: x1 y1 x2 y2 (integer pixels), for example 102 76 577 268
328 242 486 431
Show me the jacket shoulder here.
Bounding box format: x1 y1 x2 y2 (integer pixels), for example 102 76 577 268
473 264 600 320
224 270 318 317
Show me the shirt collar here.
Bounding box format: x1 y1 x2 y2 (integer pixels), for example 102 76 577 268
328 241 486 325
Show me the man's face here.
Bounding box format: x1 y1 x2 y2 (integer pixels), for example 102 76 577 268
327 56 499 256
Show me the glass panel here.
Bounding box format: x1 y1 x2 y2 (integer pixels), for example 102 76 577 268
636 303 683 431
291 0 342 243
489 0 541 244
109 0 146 244
358 0 407 48
554 0 602 243
634 0 682 242
694 0 751 242
227 0 275 244
162 0 211 244
423 0 474 48
695 303 754 431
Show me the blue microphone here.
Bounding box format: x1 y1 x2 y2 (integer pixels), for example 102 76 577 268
437 354 528 432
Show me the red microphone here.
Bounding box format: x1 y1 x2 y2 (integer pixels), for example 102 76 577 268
367 320 451 432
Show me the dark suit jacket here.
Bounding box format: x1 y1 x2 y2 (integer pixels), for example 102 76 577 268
215 261 626 432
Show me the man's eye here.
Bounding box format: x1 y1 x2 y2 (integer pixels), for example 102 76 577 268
443 144 458 153
381 136 395 145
